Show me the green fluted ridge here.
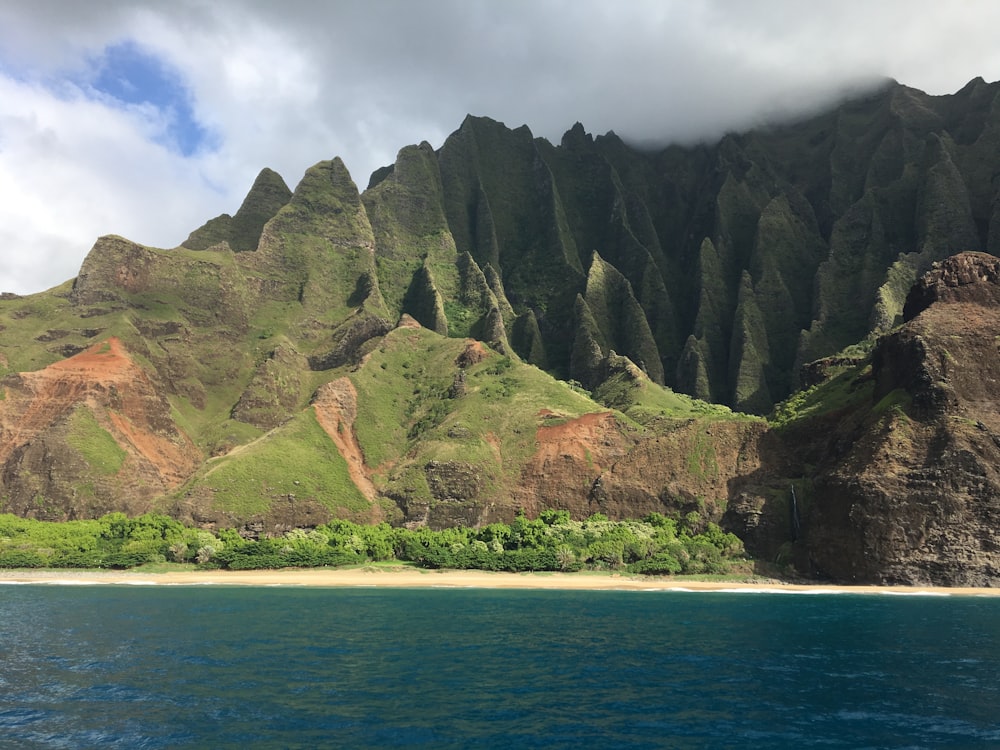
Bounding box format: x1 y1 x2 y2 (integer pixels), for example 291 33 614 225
174 77 1000 415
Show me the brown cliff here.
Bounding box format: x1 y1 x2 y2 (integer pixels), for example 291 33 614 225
798 253 1000 585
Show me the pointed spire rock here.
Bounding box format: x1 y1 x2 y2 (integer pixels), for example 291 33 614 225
182 167 291 252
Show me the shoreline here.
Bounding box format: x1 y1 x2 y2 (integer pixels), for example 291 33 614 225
1 567 998 596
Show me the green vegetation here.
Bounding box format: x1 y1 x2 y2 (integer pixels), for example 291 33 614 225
66 408 127 475
592 363 751 427
185 409 369 517
770 362 874 428
872 388 912 420
686 432 719 480
581 254 665 384
349 325 600 499
0 512 204 569
872 255 921 331
3 80 999 558
0 511 746 575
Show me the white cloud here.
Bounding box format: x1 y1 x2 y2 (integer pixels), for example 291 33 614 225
2 0 1000 294
0 74 230 293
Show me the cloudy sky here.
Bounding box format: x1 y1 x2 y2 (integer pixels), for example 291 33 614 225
2 0 1000 294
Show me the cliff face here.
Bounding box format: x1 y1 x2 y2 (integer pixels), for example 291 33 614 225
2 80 1000 585
784 253 1000 585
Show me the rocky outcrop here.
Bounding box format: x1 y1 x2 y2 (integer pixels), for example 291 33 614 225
306 311 395 371
511 411 635 518
794 253 1000 585
72 235 254 330
232 343 308 430
902 251 1000 321
509 408 772 531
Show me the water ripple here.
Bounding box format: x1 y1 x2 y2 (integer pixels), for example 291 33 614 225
1 587 999 748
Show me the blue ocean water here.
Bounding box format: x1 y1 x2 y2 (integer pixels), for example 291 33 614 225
1 586 999 749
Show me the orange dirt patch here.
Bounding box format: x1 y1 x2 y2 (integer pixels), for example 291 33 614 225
484 431 503 463
107 412 197 487
312 378 381 520
534 411 617 467
0 337 199 487
47 337 131 382
0 339 135 464
509 410 631 518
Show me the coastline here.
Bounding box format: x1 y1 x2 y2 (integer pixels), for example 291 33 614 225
1 567 998 596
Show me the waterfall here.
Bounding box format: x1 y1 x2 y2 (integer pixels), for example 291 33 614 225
790 483 801 540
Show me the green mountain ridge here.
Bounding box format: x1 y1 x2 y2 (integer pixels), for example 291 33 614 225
3 77 1000 584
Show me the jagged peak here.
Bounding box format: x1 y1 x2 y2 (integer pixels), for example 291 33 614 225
458 113 500 131
380 141 441 193
396 313 423 330
366 164 394 190
455 114 534 142
954 76 989 96
274 157 372 243
603 349 648 383
182 167 291 252
229 168 292 251
292 157 358 197
247 167 290 195
593 130 626 150
367 141 441 191
560 122 593 149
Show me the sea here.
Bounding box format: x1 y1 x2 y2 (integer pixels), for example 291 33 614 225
1 585 999 749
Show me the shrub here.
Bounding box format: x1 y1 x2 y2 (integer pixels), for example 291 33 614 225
0 550 48 568
539 509 571 526
628 553 682 575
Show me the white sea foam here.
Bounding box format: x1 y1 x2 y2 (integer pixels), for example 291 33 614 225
37 579 104 586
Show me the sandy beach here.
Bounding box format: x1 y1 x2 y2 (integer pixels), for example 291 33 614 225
1 567 998 596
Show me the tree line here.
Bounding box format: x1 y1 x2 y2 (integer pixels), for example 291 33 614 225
0 510 745 576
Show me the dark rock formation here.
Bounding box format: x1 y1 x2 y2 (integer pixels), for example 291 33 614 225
792 253 1000 585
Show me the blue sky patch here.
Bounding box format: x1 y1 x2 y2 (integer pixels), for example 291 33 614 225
90 41 214 156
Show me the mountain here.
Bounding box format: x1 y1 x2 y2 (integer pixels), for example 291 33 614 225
3 77 1000 584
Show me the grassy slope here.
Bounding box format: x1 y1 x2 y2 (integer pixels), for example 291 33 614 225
179 408 368 518
0 281 127 375
167 324 632 522
593 363 755 428
0 264 762 524
770 359 874 430
350 326 602 498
